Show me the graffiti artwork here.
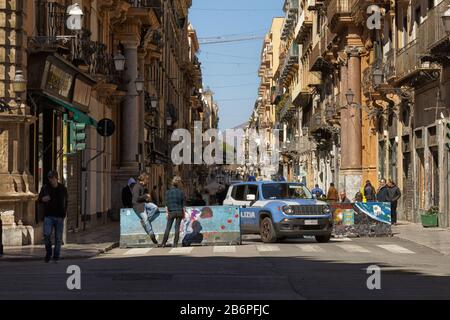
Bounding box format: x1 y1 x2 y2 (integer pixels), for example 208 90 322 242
331 202 392 237
121 206 241 248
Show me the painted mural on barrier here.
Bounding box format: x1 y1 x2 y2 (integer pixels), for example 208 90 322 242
332 202 391 237
120 206 241 248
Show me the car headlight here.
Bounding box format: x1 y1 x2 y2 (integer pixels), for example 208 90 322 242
283 205 294 215
323 206 331 214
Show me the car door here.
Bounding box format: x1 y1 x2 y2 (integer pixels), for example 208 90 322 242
240 184 261 233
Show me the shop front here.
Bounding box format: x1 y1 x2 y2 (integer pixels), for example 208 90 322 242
27 52 97 232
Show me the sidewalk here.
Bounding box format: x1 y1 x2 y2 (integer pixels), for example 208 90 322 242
0 222 119 262
392 221 450 255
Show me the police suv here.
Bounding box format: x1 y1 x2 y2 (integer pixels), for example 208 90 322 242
223 181 333 243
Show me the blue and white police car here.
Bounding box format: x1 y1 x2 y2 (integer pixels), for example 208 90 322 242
223 181 333 243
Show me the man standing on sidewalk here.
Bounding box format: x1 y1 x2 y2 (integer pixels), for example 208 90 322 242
387 179 402 225
161 176 186 248
38 171 68 263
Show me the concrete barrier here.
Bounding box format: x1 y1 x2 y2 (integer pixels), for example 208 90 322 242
120 206 241 248
331 202 392 237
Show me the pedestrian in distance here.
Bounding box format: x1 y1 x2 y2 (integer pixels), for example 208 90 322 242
327 183 339 202
122 178 136 208
363 180 376 202
132 173 159 245
353 191 363 203
311 184 324 199
376 178 389 202
339 192 351 204
161 176 186 248
387 179 402 225
38 171 68 263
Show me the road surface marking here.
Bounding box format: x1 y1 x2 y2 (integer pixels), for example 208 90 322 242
213 246 237 253
377 244 415 254
256 245 280 252
124 248 152 256
296 244 324 253
337 244 371 253
332 237 353 242
169 247 194 254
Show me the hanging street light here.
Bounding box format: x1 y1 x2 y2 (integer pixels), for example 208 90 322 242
113 51 126 71
13 70 27 96
135 78 145 94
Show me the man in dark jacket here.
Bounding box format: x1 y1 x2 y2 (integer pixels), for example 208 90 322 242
387 179 402 224
38 171 68 263
363 180 376 202
376 178 389 202
122 178 136 208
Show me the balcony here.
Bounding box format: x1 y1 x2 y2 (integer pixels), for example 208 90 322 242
418 0 450 57
309 27 336 72
127 0 163 23
279 44 300 85
70 34 117 81
284 135 315 154
307 0 324 10
294 8 313 44
394 40 440 87
281 0 299 40
292 72 320 108
278 97 296 122
326 0 352 31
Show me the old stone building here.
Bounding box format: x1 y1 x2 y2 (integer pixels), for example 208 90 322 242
0 0 208 247
249 0 450 227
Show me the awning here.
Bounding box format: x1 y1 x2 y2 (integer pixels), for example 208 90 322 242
45 95 98 128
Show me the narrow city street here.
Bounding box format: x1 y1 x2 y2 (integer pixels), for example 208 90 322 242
1 236 450 300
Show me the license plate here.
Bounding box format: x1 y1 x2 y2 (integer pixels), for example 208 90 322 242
305 220 318 226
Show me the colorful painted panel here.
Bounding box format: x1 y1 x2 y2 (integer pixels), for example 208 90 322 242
120 206 241 248
331 202 392 237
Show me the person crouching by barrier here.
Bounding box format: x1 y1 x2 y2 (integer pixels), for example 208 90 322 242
132 173 159 245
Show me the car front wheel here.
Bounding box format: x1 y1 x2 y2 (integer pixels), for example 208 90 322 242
260 217 277 243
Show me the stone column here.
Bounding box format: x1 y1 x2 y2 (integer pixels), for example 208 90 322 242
121 40 140 169
138 49 146 172
340 47 363 198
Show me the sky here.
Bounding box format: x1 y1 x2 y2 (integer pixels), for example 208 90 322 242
189 0 283 130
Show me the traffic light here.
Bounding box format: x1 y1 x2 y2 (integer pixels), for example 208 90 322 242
446 122 450 151
70 122 87 152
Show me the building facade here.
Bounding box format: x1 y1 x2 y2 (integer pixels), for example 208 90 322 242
0 0 212 247
249 0 450 227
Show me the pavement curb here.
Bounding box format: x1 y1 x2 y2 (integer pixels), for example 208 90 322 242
0 242 120 263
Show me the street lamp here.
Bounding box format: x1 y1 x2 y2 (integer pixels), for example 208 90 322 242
113 51 126 71
442 5 450 34
166 114 173 127
372 68 384 87
135 78 144 94
150 96 158 110
13 70 27 97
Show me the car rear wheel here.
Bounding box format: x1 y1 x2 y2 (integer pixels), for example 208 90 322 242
315 234 331 243
260 217 277 243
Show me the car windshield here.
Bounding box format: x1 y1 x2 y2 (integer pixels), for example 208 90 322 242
262 183 312 200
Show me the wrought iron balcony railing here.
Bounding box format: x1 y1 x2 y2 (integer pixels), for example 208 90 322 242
281 0 299 40
418 0 450 54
